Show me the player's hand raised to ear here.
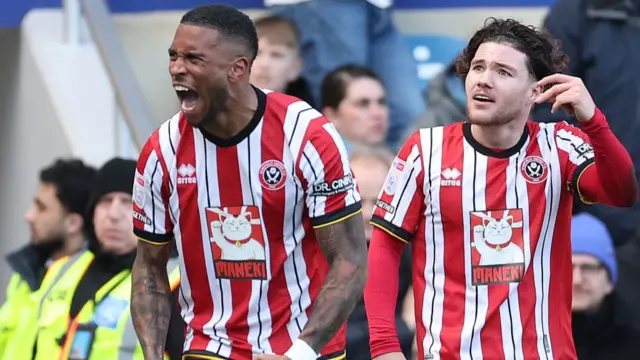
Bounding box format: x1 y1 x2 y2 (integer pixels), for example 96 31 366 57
535 74 597 123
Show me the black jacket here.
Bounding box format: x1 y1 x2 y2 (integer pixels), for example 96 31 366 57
285 77 316 109
572 293 640 360
6 242 63 292
346 246 414 360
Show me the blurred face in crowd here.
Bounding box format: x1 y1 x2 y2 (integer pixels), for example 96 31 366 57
572 254 614 313
24 183 67 245
170 24 239 126
93 191 137 255
325 77 389 145
251 38 301 93
351 157 389 241
465 42 540 126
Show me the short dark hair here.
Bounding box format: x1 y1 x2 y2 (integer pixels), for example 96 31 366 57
254 15 301 50
180 4 259 63
40 158 97 216
321 64 384 109
455 18 568 81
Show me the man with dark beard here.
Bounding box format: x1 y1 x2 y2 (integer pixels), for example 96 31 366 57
364 18 637 360
31 158 183 360
0 159 96 359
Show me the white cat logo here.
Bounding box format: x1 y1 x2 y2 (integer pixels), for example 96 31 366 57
208 207 266 260
205 206 268 280
470 209 526 285
471 210 524 265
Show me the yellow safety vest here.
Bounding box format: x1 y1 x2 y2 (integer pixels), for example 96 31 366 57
33 251 180 360
34 250 96 359
0 273 30 356
0 251 84 360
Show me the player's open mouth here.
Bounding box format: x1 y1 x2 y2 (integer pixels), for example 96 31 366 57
473 94 494 103
174 84 199 112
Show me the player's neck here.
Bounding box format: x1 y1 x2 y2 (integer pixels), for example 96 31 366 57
470 117 528 150
201 85 258 139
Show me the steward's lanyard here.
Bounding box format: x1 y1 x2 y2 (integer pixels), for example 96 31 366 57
58 270 130 360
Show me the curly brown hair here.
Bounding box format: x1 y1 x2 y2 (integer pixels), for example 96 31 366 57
455 18 569 82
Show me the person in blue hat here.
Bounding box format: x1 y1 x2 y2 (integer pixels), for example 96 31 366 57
571 213 640 360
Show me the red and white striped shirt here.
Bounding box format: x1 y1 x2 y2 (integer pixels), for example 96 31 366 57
132 88 361 359
371 121 596 360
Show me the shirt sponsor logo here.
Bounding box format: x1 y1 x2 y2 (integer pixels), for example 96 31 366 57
470 209 525 285
205 205 268 281
576 143 594 157
311 173 354 197
376 199 395 214
133 210 151 225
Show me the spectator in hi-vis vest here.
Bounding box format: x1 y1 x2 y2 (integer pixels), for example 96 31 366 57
31 158 184 360
0 159 96 360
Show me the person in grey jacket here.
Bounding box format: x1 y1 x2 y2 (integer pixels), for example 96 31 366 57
403 62 466 136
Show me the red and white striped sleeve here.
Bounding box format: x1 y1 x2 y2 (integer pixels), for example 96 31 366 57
370 130 425 244
554 121 595 199
133 129 174 244
297 118 362 228
555 109 637 207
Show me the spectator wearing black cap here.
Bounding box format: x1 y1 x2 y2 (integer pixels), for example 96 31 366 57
571 213 640 360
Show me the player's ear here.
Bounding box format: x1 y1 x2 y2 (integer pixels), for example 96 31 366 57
229 56 250 83
65 213 84 235
529 80 543 103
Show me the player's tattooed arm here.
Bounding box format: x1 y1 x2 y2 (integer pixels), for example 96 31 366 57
301 213 368 352
131 240 172 360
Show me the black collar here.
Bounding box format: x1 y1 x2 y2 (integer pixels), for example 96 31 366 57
463 122 529 158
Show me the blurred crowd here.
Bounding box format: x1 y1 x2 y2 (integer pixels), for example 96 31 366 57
2 0 640 358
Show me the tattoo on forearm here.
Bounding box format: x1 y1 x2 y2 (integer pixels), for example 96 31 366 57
131 241 172 360
300 214 368 351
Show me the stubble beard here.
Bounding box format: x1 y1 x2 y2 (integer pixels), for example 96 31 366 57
200 87 229 128
467 103 520 127
32 231 66 253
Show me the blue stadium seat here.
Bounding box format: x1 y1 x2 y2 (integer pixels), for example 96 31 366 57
404 34 467 91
